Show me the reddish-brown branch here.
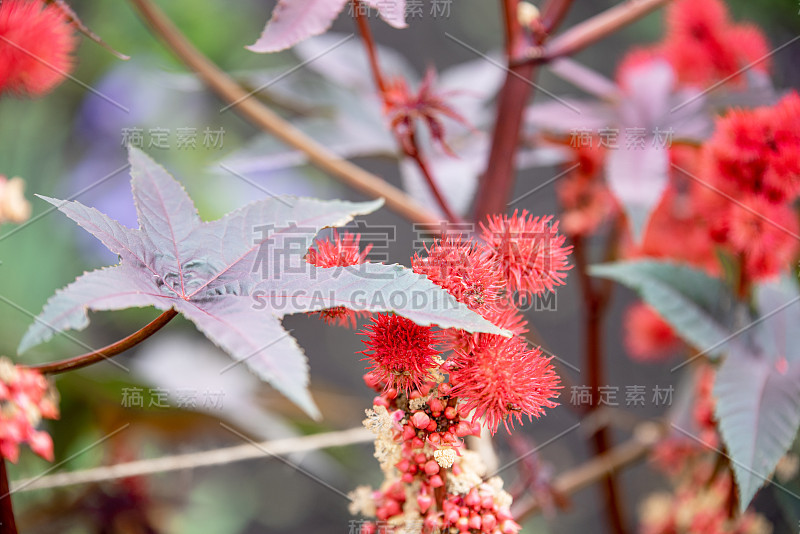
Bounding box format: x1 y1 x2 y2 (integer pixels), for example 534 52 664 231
27 309 178 375
539 0 575 34
517 0 671 65
0 458 18 534
473 0 572 222
573 235 627 534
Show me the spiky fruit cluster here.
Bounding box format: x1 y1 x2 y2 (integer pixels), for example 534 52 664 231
0 357 59 462
351 213 570 533
306 231 372 327
0 0 77 96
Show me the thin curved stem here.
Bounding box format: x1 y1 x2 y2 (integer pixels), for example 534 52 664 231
352 7 462 223
354 2 387 94
405 131 463 223
27 309 178 375
129 0 441 227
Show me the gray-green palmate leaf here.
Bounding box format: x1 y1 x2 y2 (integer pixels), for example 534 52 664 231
19 147 507 419
714 282 800 512
589 260 735 358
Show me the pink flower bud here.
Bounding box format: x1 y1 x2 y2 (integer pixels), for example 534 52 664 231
481 513 497 532
469 514 482 530
428 397 445 414
411 411 431 429
424 460 440 476
417 494 433 513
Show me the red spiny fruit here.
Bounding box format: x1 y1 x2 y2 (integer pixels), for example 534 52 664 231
624 302 681 362
660 0 769 87
306 230 372 327
306 230 372 267
0 0 77 97
724 195 799 281
445 305 528 354
480 211 572 298
359 314 441 393
412 236 504 317
446 336 560 434
384 67 469 157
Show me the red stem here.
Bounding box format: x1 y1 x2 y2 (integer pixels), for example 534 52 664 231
353 1 387 94
473 60 537 222
26 309 178 375
406 131 462 223
573 235 627 534
473 0 573 222
352 0 460 222
0 458 18 534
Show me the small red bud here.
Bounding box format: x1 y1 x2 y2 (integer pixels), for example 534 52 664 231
429 397 445 413
455 421 472 437
469 514 482 530
464 489 480 507
424 460 440 476
429 474 444 488
411 412 431 429
418 494 433 513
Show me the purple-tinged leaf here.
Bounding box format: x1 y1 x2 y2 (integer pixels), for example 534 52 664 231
36 195 152 267
18 265 176 354
129 148 200 294
175 296 319 419
246 0 350 53
22 148 505 418
547 58 619 100
525 99 613 133
605 141 669 241
527 58 714 244
252 264 509 335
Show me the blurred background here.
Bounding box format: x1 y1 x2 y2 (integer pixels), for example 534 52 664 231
1 0 799 532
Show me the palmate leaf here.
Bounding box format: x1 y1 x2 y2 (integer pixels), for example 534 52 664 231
20 147 506 419
589 260 735 357
715 282 800 512
247 0 406 53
